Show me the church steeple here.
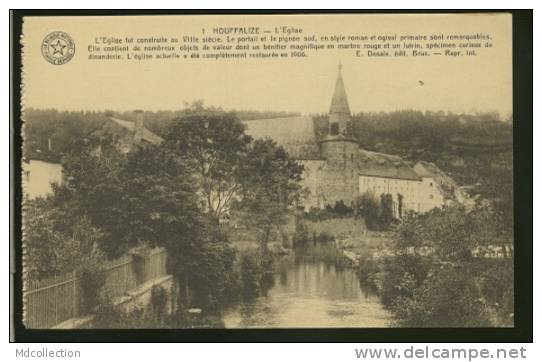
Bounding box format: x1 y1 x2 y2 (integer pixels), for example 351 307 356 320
329 62 352 136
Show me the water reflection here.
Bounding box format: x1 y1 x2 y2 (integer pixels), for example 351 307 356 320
223 243 390 328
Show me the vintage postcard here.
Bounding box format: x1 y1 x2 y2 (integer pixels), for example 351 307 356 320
17 12 514 331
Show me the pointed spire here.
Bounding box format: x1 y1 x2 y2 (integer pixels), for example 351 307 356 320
329 63 352 135
329 62 351 117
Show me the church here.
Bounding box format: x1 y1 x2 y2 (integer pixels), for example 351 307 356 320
243 64 467 217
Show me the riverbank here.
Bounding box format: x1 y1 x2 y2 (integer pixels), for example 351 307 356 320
223 243 391 328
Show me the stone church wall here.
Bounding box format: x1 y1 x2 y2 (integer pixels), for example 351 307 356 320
318 139 359 207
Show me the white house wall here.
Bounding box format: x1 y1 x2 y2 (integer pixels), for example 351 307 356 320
358 175 445 217
23 160 63 199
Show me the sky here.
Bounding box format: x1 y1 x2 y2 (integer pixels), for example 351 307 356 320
21 14 512 118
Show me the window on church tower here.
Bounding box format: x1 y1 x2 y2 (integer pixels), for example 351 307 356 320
330 122 339 135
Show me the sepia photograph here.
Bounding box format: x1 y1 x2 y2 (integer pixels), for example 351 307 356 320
10 10 531 342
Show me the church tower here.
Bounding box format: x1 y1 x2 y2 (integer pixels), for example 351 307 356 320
318 63 360 207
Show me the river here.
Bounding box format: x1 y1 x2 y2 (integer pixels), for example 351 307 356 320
223 243 391 328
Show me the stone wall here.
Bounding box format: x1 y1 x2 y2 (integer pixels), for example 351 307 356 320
299 160 326 210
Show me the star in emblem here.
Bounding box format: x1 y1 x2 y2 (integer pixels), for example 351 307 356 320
50 40 66 56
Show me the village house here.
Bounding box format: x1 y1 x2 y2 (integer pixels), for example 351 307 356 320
91 110 163 156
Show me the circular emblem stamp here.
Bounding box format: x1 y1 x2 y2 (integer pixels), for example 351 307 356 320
41 31 75 65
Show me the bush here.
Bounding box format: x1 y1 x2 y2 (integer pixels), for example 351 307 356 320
367 206 514 327
355 193 381 230
92 303 169 328
373 255 432 311
333 200 352 217
187 241 240 310
303 203 353 222
292 218 309 245
23 197 105 280
393 264 494 327
150 285 168 321
354 192 395 230
379 194 394 228
78 267 106 315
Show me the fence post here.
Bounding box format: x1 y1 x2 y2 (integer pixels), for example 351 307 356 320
73 272 78 319
54 275 58 326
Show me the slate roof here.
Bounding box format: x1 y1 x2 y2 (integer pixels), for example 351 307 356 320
358 149 421 181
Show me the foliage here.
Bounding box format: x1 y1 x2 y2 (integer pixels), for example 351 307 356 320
23 108 112 163
92 303 170 329
354 192 395 230
303 205 354 222
234 138 304 244
239 250 263 299
362 205 513 327
165 110 252 224
78 267 106 315
379 194 395 228
183 239 240 311
314 110 511 161
44 136 237 312
258 243 276 294
23 197 104 280
355 193 380 229
356 252 380 292
150 285 168 322
393 264 494 327
52 148 129 258
292 218 309 246
332 200 352 217
371 255 433 311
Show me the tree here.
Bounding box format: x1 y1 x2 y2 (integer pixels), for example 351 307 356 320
165 109 252 224
55 147 131 258
118 144 237 310
235 138 304 245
